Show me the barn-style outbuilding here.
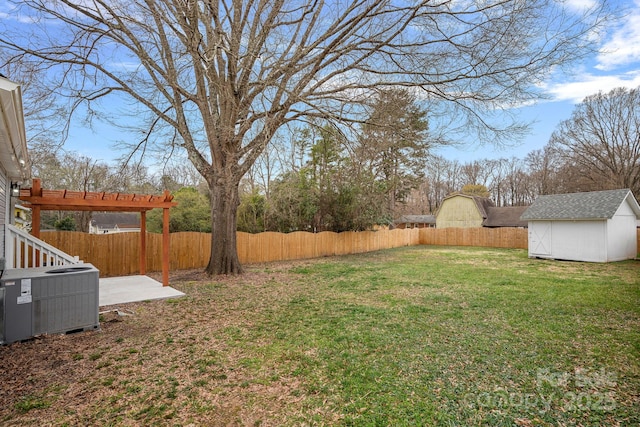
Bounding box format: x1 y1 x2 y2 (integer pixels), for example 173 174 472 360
521 189 640 262
435 193 529 229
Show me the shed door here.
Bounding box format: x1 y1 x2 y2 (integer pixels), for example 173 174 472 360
529 221 552 256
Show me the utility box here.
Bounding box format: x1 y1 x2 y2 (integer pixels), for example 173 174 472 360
1 264 100 344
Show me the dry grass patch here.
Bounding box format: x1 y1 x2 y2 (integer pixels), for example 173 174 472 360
0 263 315 426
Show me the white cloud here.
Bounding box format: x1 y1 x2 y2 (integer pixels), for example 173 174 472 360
540 1 640 103
0 10 39 24
544 70 640 102
596 0 640 70
108 61 142 71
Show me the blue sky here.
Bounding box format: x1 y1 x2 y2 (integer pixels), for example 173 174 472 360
4 0 640 166
440 0 640 162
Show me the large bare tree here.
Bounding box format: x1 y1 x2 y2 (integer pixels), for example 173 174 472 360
0 0 606 274
549 87 640 196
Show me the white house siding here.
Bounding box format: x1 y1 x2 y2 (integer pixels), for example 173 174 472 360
0 169 6 260
549 220 606 262
607 201 638 261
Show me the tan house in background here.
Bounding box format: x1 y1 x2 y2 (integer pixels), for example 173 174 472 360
436 194 494 228
436 193 528 229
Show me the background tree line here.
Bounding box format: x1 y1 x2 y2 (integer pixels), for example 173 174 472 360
240 86 640 232
33 86 640 234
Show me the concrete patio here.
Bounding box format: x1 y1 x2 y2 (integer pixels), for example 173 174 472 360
99 275 185 306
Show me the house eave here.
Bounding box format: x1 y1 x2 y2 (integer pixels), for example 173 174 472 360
0 77 31 184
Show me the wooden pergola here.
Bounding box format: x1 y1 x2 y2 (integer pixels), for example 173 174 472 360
19 178 177 286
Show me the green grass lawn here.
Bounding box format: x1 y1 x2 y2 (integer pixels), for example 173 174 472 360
261 247 640 426
1 246 638 426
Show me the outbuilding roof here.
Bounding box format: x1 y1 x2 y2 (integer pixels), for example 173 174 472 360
440 193 495 219
483 206 529 227
520 189 640 220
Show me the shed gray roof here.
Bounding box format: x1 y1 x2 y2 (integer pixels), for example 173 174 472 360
520 189 640 220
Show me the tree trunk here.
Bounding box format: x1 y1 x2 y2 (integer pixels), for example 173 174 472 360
388 186 396 228
206 175 243 275
76 211 92 233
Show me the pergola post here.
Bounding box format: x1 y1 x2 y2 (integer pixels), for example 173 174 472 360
31 178 41 238
31 205 40 238
140 210 146 276
162 207 170 287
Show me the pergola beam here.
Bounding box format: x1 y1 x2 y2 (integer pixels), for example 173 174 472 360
19 178 177 286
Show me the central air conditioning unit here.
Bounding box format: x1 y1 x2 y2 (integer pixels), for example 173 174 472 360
0 264 100 345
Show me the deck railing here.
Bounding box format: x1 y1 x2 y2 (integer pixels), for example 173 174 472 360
4 224 80 269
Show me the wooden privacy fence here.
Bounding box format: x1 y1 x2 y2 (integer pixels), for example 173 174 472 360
419 227 528 249
39 229 419 276
39 227 638 277
237 229 420 263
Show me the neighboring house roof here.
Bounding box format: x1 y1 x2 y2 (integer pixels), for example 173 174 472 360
483 206 529 227
0 77 31 184
91 212 141 229
521 189 640 221
394 215 436 225
472 197 495 220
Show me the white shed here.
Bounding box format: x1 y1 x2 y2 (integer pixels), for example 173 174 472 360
520 189 640 262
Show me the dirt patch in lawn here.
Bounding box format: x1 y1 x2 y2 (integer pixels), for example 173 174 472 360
0 262 320 426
